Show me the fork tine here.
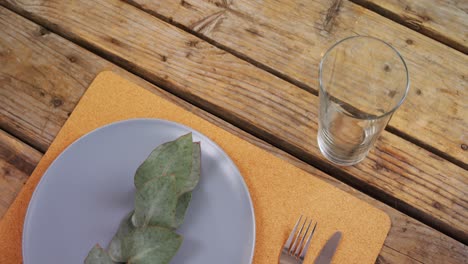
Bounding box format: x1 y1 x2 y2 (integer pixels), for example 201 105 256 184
290 217 307 253
284 215 302 250
299 221 317 260
294 219 312 257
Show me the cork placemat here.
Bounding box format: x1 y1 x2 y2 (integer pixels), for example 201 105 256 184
0 71 390 263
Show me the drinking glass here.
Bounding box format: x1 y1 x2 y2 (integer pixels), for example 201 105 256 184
318 36 409 166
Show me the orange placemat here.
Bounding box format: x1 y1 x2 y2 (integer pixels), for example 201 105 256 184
0 71 390 263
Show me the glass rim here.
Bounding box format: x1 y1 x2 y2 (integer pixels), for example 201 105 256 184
318 35 410 120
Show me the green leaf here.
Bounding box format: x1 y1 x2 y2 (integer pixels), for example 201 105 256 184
134 133 193 190
108 224 182 264
88 134 201 264
172 192 192 228
171 142 200 228
128 227 182 264
175 142 201 196
132 175 177 228
108 211 136 262
84 244 115 264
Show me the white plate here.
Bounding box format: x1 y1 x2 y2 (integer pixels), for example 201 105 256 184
23 119 255 263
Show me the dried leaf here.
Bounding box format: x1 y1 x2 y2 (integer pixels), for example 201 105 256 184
84 244 115 264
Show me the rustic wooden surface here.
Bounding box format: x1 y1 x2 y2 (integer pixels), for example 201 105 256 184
352 0 468 54
2 0 466 243
0 130 41 217
123 0 468 166
0 7 467 263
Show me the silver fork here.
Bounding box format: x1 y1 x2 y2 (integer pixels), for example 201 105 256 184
279 216 317 264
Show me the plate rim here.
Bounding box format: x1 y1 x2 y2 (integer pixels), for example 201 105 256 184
22 118 256 263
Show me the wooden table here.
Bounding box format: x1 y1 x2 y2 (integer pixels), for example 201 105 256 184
0 0 466 263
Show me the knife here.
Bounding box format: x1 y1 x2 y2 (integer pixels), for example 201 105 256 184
314 231 342 264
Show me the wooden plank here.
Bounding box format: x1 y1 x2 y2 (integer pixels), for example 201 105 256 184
0 6 466 263
0 130 41 218
124 0 468 166
351 0 468 54
1 1 467 243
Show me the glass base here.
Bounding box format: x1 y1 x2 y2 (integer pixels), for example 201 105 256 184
317 133 368 166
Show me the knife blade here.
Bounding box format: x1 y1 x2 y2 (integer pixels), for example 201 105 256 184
314 231 342 264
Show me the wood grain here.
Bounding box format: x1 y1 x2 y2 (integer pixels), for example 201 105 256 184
0 6 466 262
0 130 41 218
0 0 467 243
124 0 468 166
351 0 468 54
